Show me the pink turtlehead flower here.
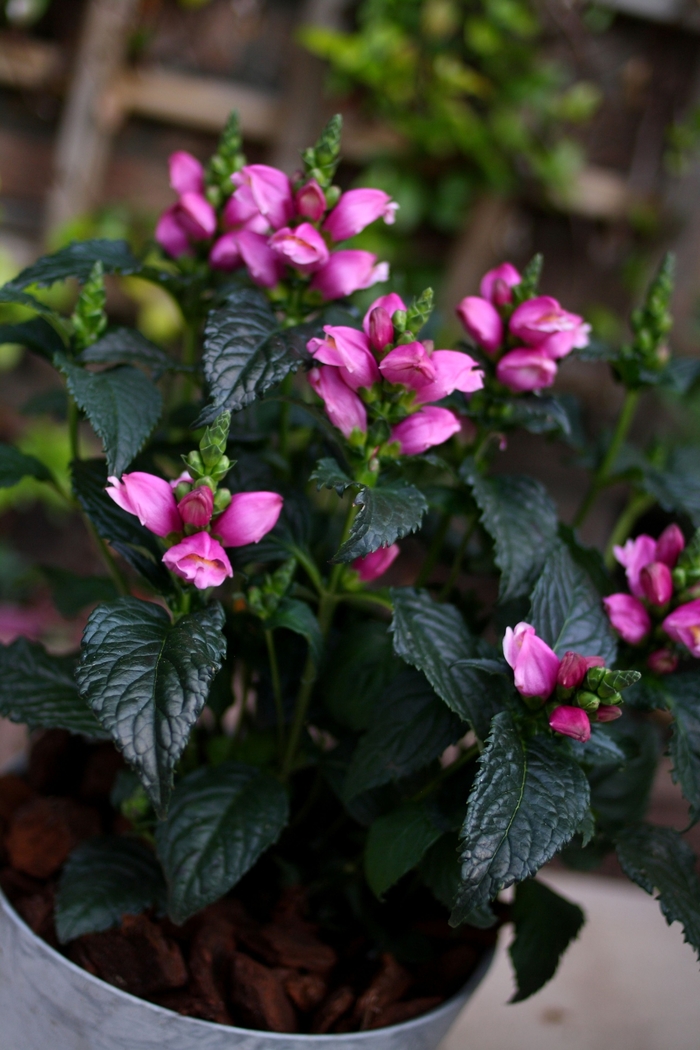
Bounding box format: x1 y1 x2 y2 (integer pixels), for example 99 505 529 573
556 651 605 691
496 348 557 392
155 207 192 259
163 532 233 590
310 251 389 299
231 165 293 231
177 485 214 528
413 350 484 403
222 194 269 234
480 263 521 306
390 407 461 456
379 341 435 388
213 491 283 548
209 233 242 272
210 230 284 287
362 294 407 334
455 296 503 353
509 296 590 358
613 535 657 598
353 543 400 582
295 180 327 222
308 326 380 391
503 622 559 701
169 151 204 196
647 648 679 675
309 366 367 438
603 594 651 645
639 561 673 607
106 472 182 537
323 188 398 242
169 471 193 491
174 193 217 240
367 307 394 352
269 223 329 273
656 524 685 568
662 599 700 657
549 705 591 742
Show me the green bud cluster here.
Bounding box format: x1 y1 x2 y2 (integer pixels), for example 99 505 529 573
511 254 543 306
72 261 108 351
569 666 641 713
672 529 700 591
245 558 296 620
394 288 434 345
617 254 674 386
206 111 247 207
301 114 343 190
182 410 233 487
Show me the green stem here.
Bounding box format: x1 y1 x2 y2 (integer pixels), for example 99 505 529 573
68 396 79 462
265 628 286 756
85 518 129 595
573 388 640 529
278 374 293 459
180 321 199 403
338 591 393 613
604 491 655 569
438 517 476 601
415 511 451 588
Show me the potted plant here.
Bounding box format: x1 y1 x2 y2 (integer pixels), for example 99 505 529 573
0 113 699 1049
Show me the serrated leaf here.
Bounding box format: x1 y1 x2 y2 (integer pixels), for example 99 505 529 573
76 598 227 816
310 457 355 496
451 712 589 924
267 597 323 664
0 317 65 360
616 824 700 959
588 719 660 829
558 523 612 596
565 724 627 766
55 837 165 943
321 621 399 732
0 285 69 342
658 671 700 824
509 879 585 1002
156 760 289 923
530 542 617 665
365 802 443 898
0 443 52 487
42 566 118 618
508 396 573 437
333 484 428 563
79 327 178 375
58 359 162 477
642 448 700 527
343 669 464 800
9 239 141 288
462 461 558 602
389 587 507 738
0 637 106 737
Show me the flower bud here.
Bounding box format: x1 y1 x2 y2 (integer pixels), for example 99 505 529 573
575 691 600 712
177 485 214 528
603 594 651 645
598 691 623 706
656 523 685 568
647 648 679 675
557 652 605 694
584 665 605 691
639 561 673 606
673 567 687 590
596 706 622 723
549 705 591 742
295 179 326 221
455 296 503 353
368 307 394 353
392 309 407 333
213 487 232 514
174 481 192 502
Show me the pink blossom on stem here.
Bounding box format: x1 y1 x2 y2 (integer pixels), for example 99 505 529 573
613 535 657 598
662 599 700 657
413 350 484 403
368 307 394 353
295 180 327 222
390 406 461 456
656 524 685 568
310 251 389 299
596 706 622 723
308 366 367 439
174 192 217 240
603 594 651 645
323 188 398 241
379 341 436 387
480 263 521 306
155 207 192 258
549 705 591 742
556 651 605 691
647 648 679 675
163 532 233 589
455 296 503 353
496 348 557 392
269 223 330 273
308 326 380 390
177 485 214 528
222 194 269 234
502 621 559 702
169 471 193 490
509 296 590 352
639 561 673 606
209 232 241 272
106 472 182 537
213 491 284 548
352 543 400 582
236 230 285 287
362 294 407 334
169 151 204 195
231 165 293 230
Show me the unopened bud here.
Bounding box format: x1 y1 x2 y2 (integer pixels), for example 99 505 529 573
213 487 232 514
185 450 205 477
368 306 394 353
647 648 678 675
584 666 605 691
295 179 326 222
200 410 231 471
557 652 604 693
597 669 641 696
178 485 214 528
640 561 673 607
656 524 685 568
392 309 407 333
576 691 600 713
598 691 623 706
596 706 622 723
175 481 192 502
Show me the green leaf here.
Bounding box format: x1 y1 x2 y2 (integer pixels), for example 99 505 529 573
390 587 507 739
76 598 227 816
55 837 165 944
58 359 162 478
530 542 617 665
365 802 442 898
267 597 323 664
155 760 289 924
343 669 464 800
508 396 573 438
616 824 700 959
72 459 172 591
419 833 461 909
642 448 700 527
333 484 428 563
451 712 589 924
79 328 178 375
9 239 141 288
42 566 118 618
310 457 355 496
321 621 399 731
0 285 69 341
0 443 52 487
0 318 65 360
462 461 558 602
658 671 700 824
558 523 612 596
509 879 585 1002
0 637 106 737
565 724 627 766
588 719 660 830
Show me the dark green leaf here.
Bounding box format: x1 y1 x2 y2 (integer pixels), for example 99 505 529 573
660 358 700 395
322 621 399 731
642 448 700 527
365 802 442 898
58 359 162 477
509 879 585 1002
267 597 323 664
79 328 178 375
558 524 612 596
658 672 700 824
76 598 226 816
461 461 558 602
332 484 428 563
0 285 69 341
588 719 660 829
530 542 617 665
451 712 589 923
419 833 461 910
0 443 51 487
343 669 464 800
155 760 289 923
508 396 573 438
310 457 355 496
42 566 118 618
616 824 700 959
9 239 140 288
55 837 165 943
566 724 627 766
0 317 65 360
0 638 106 737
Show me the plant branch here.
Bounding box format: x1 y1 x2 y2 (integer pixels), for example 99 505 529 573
604 491 655 568
415 510 451 588
573 388 640 529
438 516 476 600
264 628 286 756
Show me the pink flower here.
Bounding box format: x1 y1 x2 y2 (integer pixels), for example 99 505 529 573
613 535 657 598
391 406 461 456
367 307 394 353
379 341 436 388
106 472 182 537
237 230 285 287
549 706 591 742
174 192 217 240
480 263 521 306
308 366 367 438
647 648 679 675
209 232 242 272
362 294 407 334
213 491 284 548
323 188 398 242
502 621 559 701
231 165 293 230
169 471 193 490
509 296 590 356
639 562 673 606
413 350 484 403
596 706 622 723
496 348 557 392
353 543 400 582
222 194 269 234
0 602 52 645
656 524 685 568
603 594 651 645
556 651 605 691
269 223 329 273
295 180 327 222
455 296 503 353
310 251 389 299
177 485 214 528
169 151 204 195
662 599 700 657
163 532 233 589
308 326 380 391
155 207 192 258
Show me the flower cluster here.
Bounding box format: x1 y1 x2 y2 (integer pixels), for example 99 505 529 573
106 413 282 590
456 263 591 393
503 622 639 742
603 525 700 670
307 293 484 457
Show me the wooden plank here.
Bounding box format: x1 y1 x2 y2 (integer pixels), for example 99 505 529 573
0 32 62 90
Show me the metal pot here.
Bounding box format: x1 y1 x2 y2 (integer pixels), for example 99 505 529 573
0 888 493 1050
